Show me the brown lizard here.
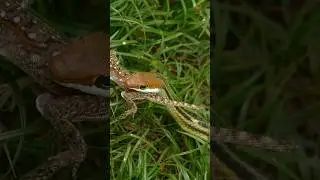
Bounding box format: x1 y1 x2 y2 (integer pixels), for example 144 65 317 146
0 0 108 179
109 49 298 179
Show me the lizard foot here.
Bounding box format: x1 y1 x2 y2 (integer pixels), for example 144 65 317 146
20 150 84 180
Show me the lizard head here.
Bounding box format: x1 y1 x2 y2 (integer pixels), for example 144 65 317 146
125 72 165 93
49 32 109 97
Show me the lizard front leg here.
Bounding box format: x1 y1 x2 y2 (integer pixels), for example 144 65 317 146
118 90 175 119
21 93 107 180
118 91 143 119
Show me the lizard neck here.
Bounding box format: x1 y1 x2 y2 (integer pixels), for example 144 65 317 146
110 50 131 88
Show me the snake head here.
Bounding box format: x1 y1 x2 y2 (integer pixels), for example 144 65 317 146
125 72 164 93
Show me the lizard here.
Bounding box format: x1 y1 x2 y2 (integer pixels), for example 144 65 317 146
110 49 298 152
0 0 108 179
109 50 299 180
52 40 295 179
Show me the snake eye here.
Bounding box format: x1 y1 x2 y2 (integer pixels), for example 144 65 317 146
94 75 109 89
140 85 147 90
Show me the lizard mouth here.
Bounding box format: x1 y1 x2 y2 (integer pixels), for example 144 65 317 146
129 88 160 93
54 75 110 97
59 82 109 97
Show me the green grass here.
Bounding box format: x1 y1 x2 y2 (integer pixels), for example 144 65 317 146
110 0 210 179
213 1 320 180
0 0 210 179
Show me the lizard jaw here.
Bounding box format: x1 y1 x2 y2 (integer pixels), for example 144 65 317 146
130 88 160 93
59 83 109 97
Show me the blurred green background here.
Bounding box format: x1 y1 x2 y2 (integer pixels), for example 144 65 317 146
213 0 320 180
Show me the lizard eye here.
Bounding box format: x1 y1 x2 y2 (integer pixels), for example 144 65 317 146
140 85 147 90
94 75 109 89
